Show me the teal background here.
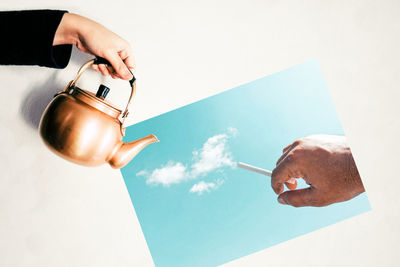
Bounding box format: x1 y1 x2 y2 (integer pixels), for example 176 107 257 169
121 60 371 267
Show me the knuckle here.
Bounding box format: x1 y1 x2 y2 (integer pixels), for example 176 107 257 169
288 148 305 163
282 145 290 153
293 140 301 146
119 49 128 58
285 154 296 163
285 154 294 162
117 64 126 73
291 148 303 158
314 145 330 156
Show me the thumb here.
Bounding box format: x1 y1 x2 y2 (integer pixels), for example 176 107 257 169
277 187 317 207
105 52 132 80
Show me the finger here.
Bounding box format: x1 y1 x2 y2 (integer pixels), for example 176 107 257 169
124 57 135 74
285 178 297 190
119 49 136 71
277 141 299 166
271 154 299 194
283 140 300 153
278 187 317 207
76 44 90 54
106 66 115 76
91 64 100 72
283 142 294 153
277 145 294 166
105 52 132 80
276 151 289 166
98 64 110 76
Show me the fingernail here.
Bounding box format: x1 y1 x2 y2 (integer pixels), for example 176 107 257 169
287 178 296 184
274 184 283 194
278 196 287 205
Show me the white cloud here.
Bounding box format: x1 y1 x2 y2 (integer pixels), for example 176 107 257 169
138 161 188 187
136 170 149 177
189 179 225 195
190 134 234 177
136 127 238 193
189 181 216 195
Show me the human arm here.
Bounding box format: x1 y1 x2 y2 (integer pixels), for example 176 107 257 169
271 135 365 207
0 10 72 68
0 10 134 79
54 13 134 80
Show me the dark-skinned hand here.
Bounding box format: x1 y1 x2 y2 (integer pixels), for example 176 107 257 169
271 135 365 207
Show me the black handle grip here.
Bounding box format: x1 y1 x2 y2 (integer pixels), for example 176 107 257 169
94 56 111 66
94 56 136 86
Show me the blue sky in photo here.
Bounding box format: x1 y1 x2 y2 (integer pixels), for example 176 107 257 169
120 60 371 267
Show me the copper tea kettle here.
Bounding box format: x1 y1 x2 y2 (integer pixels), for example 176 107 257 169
39 58 158 168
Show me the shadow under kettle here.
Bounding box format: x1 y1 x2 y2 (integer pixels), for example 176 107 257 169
39 58 158 169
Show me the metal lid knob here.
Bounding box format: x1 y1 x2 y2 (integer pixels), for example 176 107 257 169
96 84 110 99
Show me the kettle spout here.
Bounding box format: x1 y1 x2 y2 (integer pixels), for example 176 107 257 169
109 134 159 169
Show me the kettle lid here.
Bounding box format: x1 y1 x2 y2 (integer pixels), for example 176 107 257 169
71 86 122 118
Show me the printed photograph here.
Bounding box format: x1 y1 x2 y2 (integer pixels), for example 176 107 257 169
121 60 371 267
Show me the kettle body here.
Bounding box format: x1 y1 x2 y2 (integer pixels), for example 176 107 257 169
39 58 158 168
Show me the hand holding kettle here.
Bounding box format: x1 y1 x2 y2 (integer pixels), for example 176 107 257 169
0 10 157 168
0 10 134 73
54 12 135 80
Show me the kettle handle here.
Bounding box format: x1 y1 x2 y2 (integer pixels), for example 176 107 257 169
92 57 136 86
69 57 136 135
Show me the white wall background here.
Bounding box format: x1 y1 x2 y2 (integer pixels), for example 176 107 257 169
0 0 399 266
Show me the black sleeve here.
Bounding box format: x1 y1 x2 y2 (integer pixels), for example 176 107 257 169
0 10 72 69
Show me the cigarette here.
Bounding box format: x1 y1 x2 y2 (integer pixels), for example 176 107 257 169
237 162 272 177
